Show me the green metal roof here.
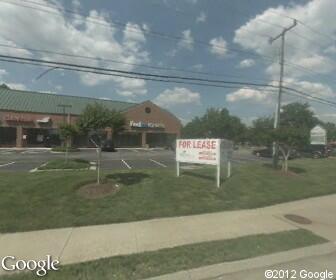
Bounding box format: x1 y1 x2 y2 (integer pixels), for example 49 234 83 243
0 86 137 115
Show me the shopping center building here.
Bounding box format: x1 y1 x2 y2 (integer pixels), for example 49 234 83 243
0 85 182 148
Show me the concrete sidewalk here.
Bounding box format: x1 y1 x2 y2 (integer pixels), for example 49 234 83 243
1 194 336 276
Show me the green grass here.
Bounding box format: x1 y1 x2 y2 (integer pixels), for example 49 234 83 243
1 159 336 233
51 146 80 152
38 159 90 170
0 229 327 280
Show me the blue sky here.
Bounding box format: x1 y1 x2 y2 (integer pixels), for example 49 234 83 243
0 0 335 125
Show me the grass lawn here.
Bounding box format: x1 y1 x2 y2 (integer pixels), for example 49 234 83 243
0 229 327 280
50 147 80 152
0 158 335 233
38 159 90 170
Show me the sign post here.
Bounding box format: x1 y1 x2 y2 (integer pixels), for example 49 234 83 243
176 139 233 187
216 163 220 188
176 161 180 177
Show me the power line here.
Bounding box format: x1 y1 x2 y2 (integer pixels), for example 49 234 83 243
2 0 332 81
1 54 336 109
0 0 279 63
0 56 280 93
0 43 277 84
265 10 336 45
0 53 282 89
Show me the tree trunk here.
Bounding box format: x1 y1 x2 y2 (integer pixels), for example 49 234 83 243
65 137 69 164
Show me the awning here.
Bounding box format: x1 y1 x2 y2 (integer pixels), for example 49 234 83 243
37 117 51 123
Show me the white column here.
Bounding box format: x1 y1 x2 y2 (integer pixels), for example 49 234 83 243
216 163 220 188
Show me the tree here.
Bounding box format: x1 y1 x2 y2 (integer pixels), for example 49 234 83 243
77 103 125 184
280 102 318 130
324 122 336 142
59 123 78 163
272 127 308 172
248 116 274 146
182 108 246 143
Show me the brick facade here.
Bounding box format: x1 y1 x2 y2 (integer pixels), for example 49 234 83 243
0 101 181 148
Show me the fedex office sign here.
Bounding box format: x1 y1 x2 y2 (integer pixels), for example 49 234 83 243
176 139 220 165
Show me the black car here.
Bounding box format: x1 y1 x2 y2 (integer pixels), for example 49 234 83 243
253 147 299 159
102 139 116 152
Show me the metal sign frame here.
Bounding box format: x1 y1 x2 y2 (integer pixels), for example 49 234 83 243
176 139 233 187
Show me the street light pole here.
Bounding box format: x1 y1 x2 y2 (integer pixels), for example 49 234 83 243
269 19 297 168
57 104 72 124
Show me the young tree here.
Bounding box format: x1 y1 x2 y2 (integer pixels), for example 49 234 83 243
77 103 125 184
182 108 246 143
59 123 78 163
272 127 308 172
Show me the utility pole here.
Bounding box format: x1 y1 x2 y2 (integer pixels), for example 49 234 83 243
57 104 72 124
269 19 297 168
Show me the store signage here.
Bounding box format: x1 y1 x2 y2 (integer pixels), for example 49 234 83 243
4 114 33 123
176 139 233 187
129 120 165 129
176 139 220 165
310 125 327 145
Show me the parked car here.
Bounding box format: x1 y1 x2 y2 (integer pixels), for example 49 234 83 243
253 147 300 159
253 147 272 158
299 145 330 159
101 139 116 152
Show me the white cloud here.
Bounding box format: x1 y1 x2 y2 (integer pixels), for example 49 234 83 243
55 85 63 92
0 69 27 90
234 0 336 79
178 29 194 50
0 1 150 97
226 87 272 103
192 64 204 71
6 83 27 90
196 12 207 23
0 69 7 79
284 78 335 98
154 87 201 108
238 59 255 68
209 37 228 58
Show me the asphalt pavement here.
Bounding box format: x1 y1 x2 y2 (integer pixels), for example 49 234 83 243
0 147 267 172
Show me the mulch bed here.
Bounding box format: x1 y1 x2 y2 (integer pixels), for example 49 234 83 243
284 214 312 225
77 182 120 199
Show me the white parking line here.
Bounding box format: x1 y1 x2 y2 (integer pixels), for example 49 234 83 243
0 162 15 168
149 159 167 168
21 150 48 154
121 159 132 169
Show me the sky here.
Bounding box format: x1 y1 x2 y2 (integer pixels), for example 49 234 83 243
0 0 335 125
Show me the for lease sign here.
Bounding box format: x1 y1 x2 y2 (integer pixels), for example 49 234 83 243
176 139 220 165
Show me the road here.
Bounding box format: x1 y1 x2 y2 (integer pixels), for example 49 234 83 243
0 148 267 172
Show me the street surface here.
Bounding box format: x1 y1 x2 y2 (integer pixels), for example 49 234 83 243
0 147 268 172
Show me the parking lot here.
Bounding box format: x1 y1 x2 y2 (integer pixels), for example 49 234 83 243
0 147 266 172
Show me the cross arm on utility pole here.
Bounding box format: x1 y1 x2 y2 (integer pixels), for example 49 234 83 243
269 19 297 44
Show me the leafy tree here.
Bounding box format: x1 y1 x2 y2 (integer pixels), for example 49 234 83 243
272 127 308 172
248 116 274 146
182 108 246 143
59 123 78 163
77 103 125 137
324 122 336 142
77 103 125 184
280 102 318 130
